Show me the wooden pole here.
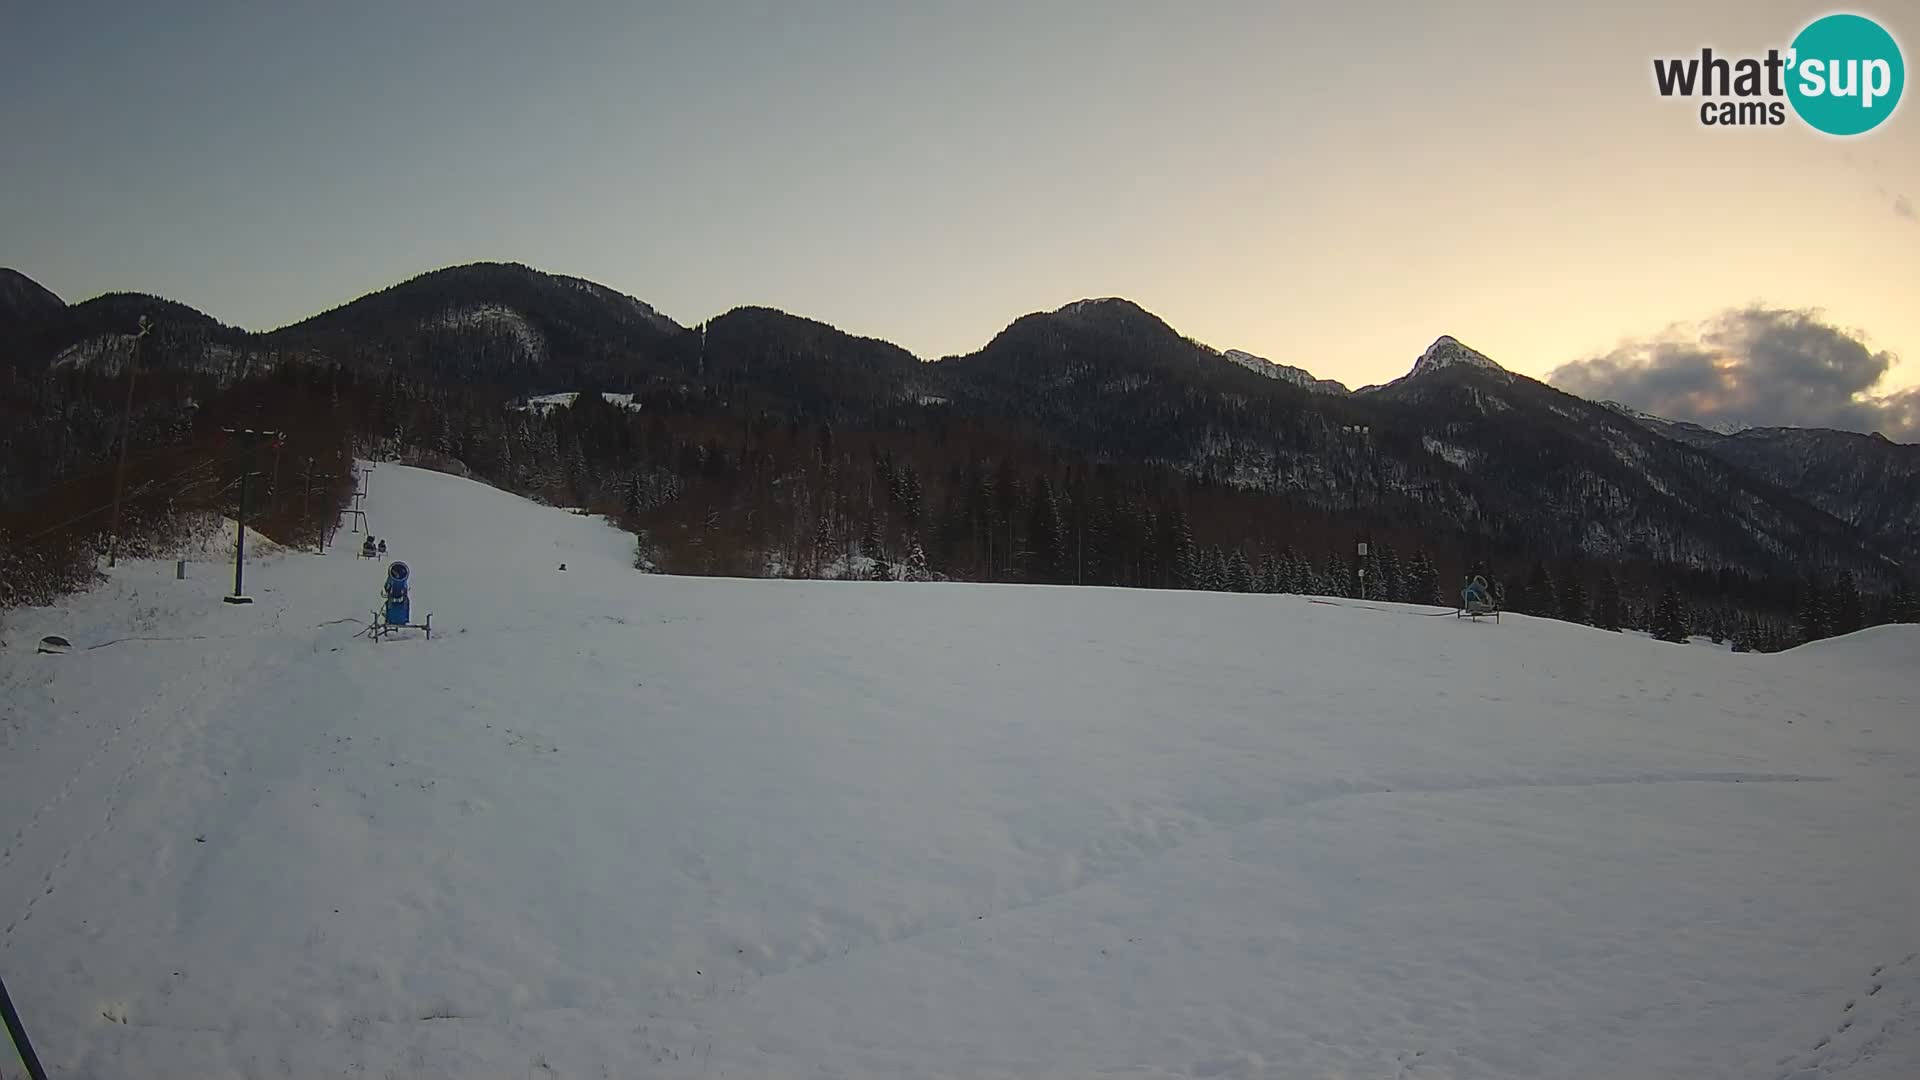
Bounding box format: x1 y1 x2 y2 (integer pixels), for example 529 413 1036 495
0 971 49 1080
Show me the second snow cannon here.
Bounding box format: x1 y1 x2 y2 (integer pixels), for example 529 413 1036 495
1458 574 1500 622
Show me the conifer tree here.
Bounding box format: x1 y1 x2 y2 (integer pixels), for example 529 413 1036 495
1558 575 1589 625
1519 561 1557 618
863 518 890 581
1230 549 1255 593
1652 586 1688 643
905 536 930 582
1375 543 1402 603
1796 577 1831 644
1259 551 1282 594
1892 578 1917 624
1832 570 1862 636
1406 551 1441 606
1594 572 1624 632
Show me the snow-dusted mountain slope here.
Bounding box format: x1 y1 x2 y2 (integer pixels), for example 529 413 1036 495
1219 349 1349 394
2 465 1916 1079
1407 334 1508 380
1597 404 1920 558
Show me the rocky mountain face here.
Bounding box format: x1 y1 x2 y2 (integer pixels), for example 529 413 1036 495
1606 409 1920 560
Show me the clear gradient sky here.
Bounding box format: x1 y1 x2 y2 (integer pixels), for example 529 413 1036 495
4 0 1916 396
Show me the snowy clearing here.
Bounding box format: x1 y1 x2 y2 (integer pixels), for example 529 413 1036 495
431 304 546 364
508 391 641 415
1 464 1916 1079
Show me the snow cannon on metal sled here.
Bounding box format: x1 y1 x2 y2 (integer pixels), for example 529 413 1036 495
362 560 432 640
1458 575 1500 622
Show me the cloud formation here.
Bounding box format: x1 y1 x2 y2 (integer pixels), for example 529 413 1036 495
1549 307 1919 441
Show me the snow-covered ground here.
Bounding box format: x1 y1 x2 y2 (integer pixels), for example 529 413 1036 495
1 464 1916 1079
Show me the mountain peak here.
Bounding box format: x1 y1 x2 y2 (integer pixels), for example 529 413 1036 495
1034 297 1185 345
1408 335 1506 379
0 268 66 323
1048 297 1161 330
1054 297 1142 317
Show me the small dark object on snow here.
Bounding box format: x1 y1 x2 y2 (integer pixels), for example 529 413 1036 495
36 635 72 655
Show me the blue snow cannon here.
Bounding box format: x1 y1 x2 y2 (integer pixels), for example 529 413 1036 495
383 561 411 625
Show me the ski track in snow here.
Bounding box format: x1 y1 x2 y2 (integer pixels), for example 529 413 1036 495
1 464 1916 1079
2 594 302 961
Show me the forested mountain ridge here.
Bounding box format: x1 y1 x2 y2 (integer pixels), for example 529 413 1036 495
0 268 64 329
4 262 1914 645
1604 407 1920 562
935 307 1900 583
264 263 685 390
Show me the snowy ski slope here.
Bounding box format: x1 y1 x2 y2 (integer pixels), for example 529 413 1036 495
1 464 1916 1079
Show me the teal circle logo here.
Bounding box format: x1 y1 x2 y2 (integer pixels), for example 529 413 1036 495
1786 14 1904 135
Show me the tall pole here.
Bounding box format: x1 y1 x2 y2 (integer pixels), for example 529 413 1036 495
105 317 152 568
221 429 277 605
232 465 249 600
0 971 50 1080
302 456 315 553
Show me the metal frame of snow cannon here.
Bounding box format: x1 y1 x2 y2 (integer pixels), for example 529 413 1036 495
1457 600 1500 622
1457 575 1500 622
365 608 432 641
